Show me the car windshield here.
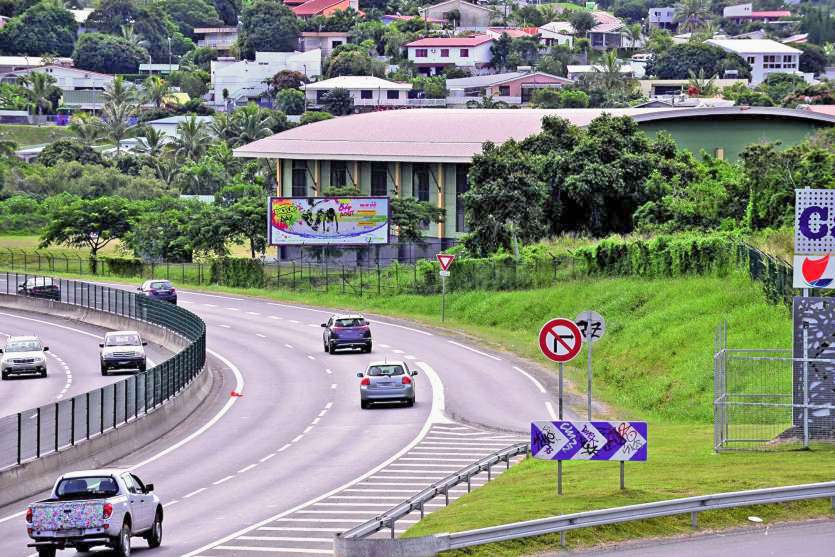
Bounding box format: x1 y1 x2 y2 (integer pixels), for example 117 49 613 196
55 476 119 500
149 281 172 290
335 318 364 327
26 278 53 287
5 340 41 352
105 334 141 347
367 365 405 377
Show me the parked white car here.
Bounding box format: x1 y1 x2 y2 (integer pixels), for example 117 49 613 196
26 469 163 557
1 336 48 379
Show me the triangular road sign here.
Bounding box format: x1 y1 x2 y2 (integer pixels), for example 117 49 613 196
437 253 455 272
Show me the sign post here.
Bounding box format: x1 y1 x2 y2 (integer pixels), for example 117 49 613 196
436 254 455 322
539 318 583 495
575 310 606 421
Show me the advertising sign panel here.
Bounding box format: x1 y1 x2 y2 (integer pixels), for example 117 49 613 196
793 255 835 288
531 421 648 462
268 197 389 246
795 189 835 254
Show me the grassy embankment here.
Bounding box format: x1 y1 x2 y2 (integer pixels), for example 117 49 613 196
0 124 71 147
0 234 252 258
0 259 831 553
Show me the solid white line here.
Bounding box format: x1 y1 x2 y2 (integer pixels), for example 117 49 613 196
203 304 217 308
260 453 277 463
213 475 234 485
378 343 390 348
238 464 257 474
180 291 244 301
513 366 547 394
546 401 558 420
182 349 447 557
162 500 180 508
392 349 405 354
447 340 502 361
292 435 303 443
257 526 346 532
278 443 291 452
289 320 300 324
183 487 207 498
270 518 418 524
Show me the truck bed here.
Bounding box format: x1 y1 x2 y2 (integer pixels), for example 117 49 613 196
31 500 106 533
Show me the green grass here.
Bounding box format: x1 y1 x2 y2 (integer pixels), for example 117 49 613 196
0 124 71 148
0 234 251 258
403 424 835 555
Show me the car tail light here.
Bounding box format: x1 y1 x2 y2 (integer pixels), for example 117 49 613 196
25 508 32 523
170 288 176 293
402 376 412 385
360 377 370 386
103 503 113 519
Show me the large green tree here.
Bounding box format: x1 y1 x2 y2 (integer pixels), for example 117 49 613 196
652 43 751 79
223 194 267 258
239 0 300 59
212 0 240 25
73 33 148 74
159 0 223 39
39 196 137 259
38 139 103 167
0 2 77 56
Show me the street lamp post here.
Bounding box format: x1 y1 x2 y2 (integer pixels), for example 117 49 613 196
167 36 172 74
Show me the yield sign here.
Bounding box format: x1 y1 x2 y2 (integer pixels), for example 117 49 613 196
539 318 583 363
437 253 455 272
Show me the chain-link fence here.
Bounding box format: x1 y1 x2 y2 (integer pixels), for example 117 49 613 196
0 273 206 471
736 243 793 307
713 322 835 451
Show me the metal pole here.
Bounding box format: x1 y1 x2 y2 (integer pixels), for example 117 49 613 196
802 323 809 449
54 402 59 452
620 461 625 490
71 397 75 445
441 275 446 322
559 363 564 418
16 412 21 464
587 336 593 421
558 361 564 495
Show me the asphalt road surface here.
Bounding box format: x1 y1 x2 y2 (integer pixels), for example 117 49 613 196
0 286 560 556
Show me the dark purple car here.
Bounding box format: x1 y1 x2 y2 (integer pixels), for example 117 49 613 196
322 314 372 353
138 280 177 305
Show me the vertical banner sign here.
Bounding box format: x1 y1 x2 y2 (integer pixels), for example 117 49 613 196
437 254 455 322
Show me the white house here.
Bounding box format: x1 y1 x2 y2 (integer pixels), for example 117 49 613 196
210 50 323 109
0 65 114 91
404 36 494 76
0 56 73 74
194 27 239 54
146 115 215 139
648 7 676 29
538 21 574 47
301 76 432 109
567 64 635 80
298 31 349 59
706 39 803 85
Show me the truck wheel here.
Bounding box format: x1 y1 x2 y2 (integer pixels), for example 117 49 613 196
75 544 91 553
145 510 163 548
138 363 146 373
1 370 7 380
323 341 329 353
37 548 56 557
114 521 131 557
100 364 108 376
40 369 47 378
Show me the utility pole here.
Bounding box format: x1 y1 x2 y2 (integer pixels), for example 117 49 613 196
167 36 172 74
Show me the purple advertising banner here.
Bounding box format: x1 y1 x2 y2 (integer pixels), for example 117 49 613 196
531 421 648 462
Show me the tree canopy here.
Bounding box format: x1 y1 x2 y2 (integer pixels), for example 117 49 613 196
73 33 148 75
239 0 300 59
0 2 77 56
652 43 751 79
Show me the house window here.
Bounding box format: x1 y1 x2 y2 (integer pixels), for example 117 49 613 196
330 161 347 188
371 162 387 196
360 90 373 99
332 40 343 48
415 48 428 58
763 55 781 69
292 160 307 197
316 90 327 102
456 164 469 232
440 49 449 57
413 164 430 202
783 55 796 68
746 56 755 64
386 90 399 100
460 48 469 57
498 85 510 96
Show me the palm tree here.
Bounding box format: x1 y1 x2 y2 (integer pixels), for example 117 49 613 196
626 23 642 50
153 156 181 186
465 95 508 109
101 101 134 156
539 5 558 24
120 24 149 50
593 50 624 89
674 0 711 33
135 126 170 157
143 76 170 109
230 104 274 147
20 72 59 116
210 112 237 143
102 76 136 106
687 68 718 96
68 113 104 145
173 114 211 160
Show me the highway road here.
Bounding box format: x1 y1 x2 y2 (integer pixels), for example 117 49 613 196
0 308 172 470
0 286 561 556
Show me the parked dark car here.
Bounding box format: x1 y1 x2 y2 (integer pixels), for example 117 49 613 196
322 314 372 353
138 280 177 305
18 277 61 301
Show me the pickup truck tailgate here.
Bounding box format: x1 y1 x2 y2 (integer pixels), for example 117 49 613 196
31 502 105 533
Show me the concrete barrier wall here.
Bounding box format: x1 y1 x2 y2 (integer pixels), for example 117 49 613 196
333 534 449 557
0 296 214 508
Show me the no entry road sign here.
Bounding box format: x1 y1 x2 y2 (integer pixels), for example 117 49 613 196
531 420 648 461
539 318 583 363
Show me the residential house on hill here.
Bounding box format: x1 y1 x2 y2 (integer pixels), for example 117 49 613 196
722 3 792 24
381 14 445 25
485 27 538 39
289 0 358 18
446 70 572 105
405 35 494 76
299 31 350 59
0 65 113 91
649 7 677 30
301 75 436 110
195 27 239 55
706 39 803 84
588 11 626 50
0 56 73 73
567 64 635 80
419 0 496 28
538 21 574 47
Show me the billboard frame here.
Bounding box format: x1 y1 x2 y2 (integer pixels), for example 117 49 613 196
267 196 391 247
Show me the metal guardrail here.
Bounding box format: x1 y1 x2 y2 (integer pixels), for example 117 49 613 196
336 479 835 555
0 272 206 471
339 442 529 540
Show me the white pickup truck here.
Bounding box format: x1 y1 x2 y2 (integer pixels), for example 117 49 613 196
26 469 163 557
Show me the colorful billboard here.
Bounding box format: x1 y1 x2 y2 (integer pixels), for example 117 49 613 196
268 197 390 246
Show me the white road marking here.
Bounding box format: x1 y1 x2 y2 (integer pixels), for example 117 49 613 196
203 304 217 308
289 320 300 324
238 464 257 474
312 417 320 425
259 453 277 463
303 425 313 434
546 401 558 420
245 311 260 316
513 365 547 394
307 355 316 361
213 475 234 485
238 535 332 542
447 340 502 361
255 333 266 338
225 307 240 312
325 402 333 409
214 547 331 554
217 324 231 329
330 383 337 389
183 487 207 498
278 443 291 452
0 312 102 339
405 355 417 360
291 435 303 443
392 349 405 354
285 344 293 349
162 500 180 508
378 343 391 348
325 369 332 375
269 315 282 320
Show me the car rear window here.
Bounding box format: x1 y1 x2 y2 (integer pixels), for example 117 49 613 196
105 334 141 346
26 278 54 287
367 365 405 377
5 340 41 352
335 318 364 327
149 281 172 289
55 476 119 500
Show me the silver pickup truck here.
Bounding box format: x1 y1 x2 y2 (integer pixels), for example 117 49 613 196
26 469 163 557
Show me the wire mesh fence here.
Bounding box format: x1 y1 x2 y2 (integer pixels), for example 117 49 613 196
713 322 835 451
0 272 206 471
736 243 794 307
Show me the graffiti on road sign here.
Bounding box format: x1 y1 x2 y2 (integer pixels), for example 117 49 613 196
531 421 648 461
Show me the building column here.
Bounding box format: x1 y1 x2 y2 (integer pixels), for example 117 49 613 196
314 160 321 196
437 162 445 240
275 158 282 196
353 161 359 190
394 162 401 197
